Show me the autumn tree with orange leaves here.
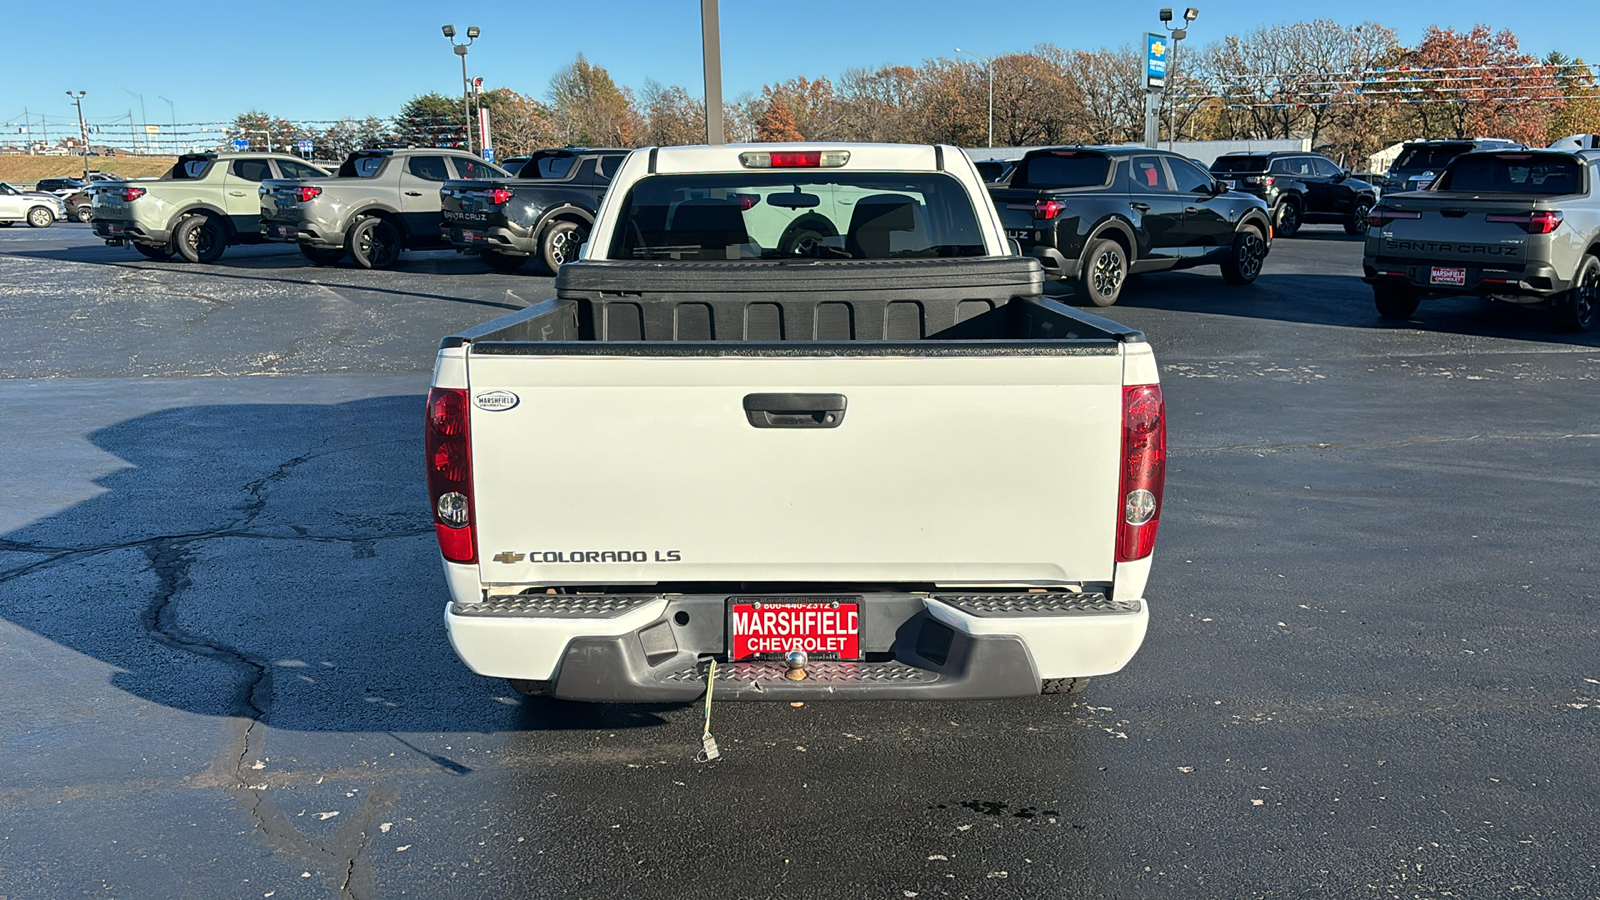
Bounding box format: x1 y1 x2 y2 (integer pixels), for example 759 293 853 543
1399 25 1561 145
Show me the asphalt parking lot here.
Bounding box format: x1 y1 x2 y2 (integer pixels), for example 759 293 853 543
2 223 1597 899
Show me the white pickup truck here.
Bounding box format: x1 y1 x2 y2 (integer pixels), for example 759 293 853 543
428 143 1166 702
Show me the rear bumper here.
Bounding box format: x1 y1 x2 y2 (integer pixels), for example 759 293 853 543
443 224 531 255
93 218 167 245
446 590 1148 702
1363 257 1571 298
260 213 344 249
1019 244 1076 280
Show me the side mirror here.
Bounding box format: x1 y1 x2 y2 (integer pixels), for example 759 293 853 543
1333 171 1350 183
1211 180 1229 194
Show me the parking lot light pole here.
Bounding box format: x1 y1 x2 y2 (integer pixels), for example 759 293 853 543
66 91 89 180
1160 7 1198 151
442 25 479 155
955 48 995 149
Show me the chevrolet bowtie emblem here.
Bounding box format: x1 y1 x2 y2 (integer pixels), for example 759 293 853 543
492 552 526 564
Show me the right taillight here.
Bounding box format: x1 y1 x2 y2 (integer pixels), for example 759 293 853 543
294 186 322 203
1486 211 1563 234
1369 206 1422 228
121 186 146 202
426 388 476 564
1116 384 1166 563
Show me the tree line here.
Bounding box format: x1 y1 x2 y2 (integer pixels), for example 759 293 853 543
227 22 1600 168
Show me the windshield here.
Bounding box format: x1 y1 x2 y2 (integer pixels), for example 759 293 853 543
1011 152 1110 188
608 172 988 261
337 154 386 178
1391 144 1473 174
1209 156 1271 174
1436 154 1583 195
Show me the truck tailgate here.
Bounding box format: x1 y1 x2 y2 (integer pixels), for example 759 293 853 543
466 351 1123 585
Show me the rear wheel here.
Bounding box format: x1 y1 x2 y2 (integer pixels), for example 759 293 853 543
1551 254 1599 333
1275 198 1302 237
1374 283 1420 320
26 206 54 228
298 245 346 266
133 242 175 261
539 219 584 275
75 207 93 224
173 214 227 263
481 249 529 273
348 216 402 269
1219 227 1267 285
1078 238 1128 307
1345 197 1374 236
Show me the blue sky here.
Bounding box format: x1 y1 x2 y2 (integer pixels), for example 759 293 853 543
3 0 1593 131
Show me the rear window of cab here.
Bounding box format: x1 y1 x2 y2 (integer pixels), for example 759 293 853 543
1010 151 1111 189
1209 156 1271 174
1437 154 1584 195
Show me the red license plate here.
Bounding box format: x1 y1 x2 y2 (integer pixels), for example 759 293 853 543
274 225 294 238
459 229 480 242
107 224 124 234
1430 266 1466 286
730 599 860 661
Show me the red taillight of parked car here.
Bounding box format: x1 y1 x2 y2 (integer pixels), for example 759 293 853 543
1116 384 1166 563
1368 206 1422 228
488 188 513 205
1033 200 1066 220
294 186 322 203
1486 211 1563 234
121 187 146 202
426 388 476 564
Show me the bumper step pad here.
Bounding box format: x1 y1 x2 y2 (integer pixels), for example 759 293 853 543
453 594 660 618
661 659 939 686
932 592 1140 617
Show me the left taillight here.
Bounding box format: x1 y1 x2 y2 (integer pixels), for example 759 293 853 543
1116 384 1167 563
426 388 476 563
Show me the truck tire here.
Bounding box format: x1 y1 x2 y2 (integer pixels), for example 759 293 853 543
76 207 94 224
133 242 175 261
1219 227 1267 285
173 214 226 263
299 245 346 266
1345 197 1373 236
1374 283 1420 320
1551 254 1599 333
348 216 402 269
27 206 54 228
1078 237 1127 307
1041 677 1089 695
1274 198 1302 237
481 249 529 273
539 219 584 275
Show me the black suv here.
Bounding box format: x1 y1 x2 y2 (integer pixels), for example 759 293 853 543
1380 139 1525 194
34 177 87 197
1209 152 1378 237
989 146 1274 306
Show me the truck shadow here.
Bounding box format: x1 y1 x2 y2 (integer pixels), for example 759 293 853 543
1049 272 1600 347
0 394 674 733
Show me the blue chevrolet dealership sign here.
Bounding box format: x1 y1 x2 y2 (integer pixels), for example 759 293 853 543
1146 33 1168 88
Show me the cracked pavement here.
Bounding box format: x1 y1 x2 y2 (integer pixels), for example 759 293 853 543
2 225 1597 898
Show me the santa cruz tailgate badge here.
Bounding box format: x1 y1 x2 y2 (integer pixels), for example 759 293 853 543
473 390 519 411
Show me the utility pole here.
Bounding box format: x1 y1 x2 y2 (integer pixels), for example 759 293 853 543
160 96 175 154
67 92 88 179
120 88 148 154
701 0 724 144
23 106 31 155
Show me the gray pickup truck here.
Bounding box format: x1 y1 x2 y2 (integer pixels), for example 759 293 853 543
91 152 329 263
1364 149 1600 332
259 147 507 268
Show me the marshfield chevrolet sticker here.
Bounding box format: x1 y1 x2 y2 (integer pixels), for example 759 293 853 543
473 390 519 411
